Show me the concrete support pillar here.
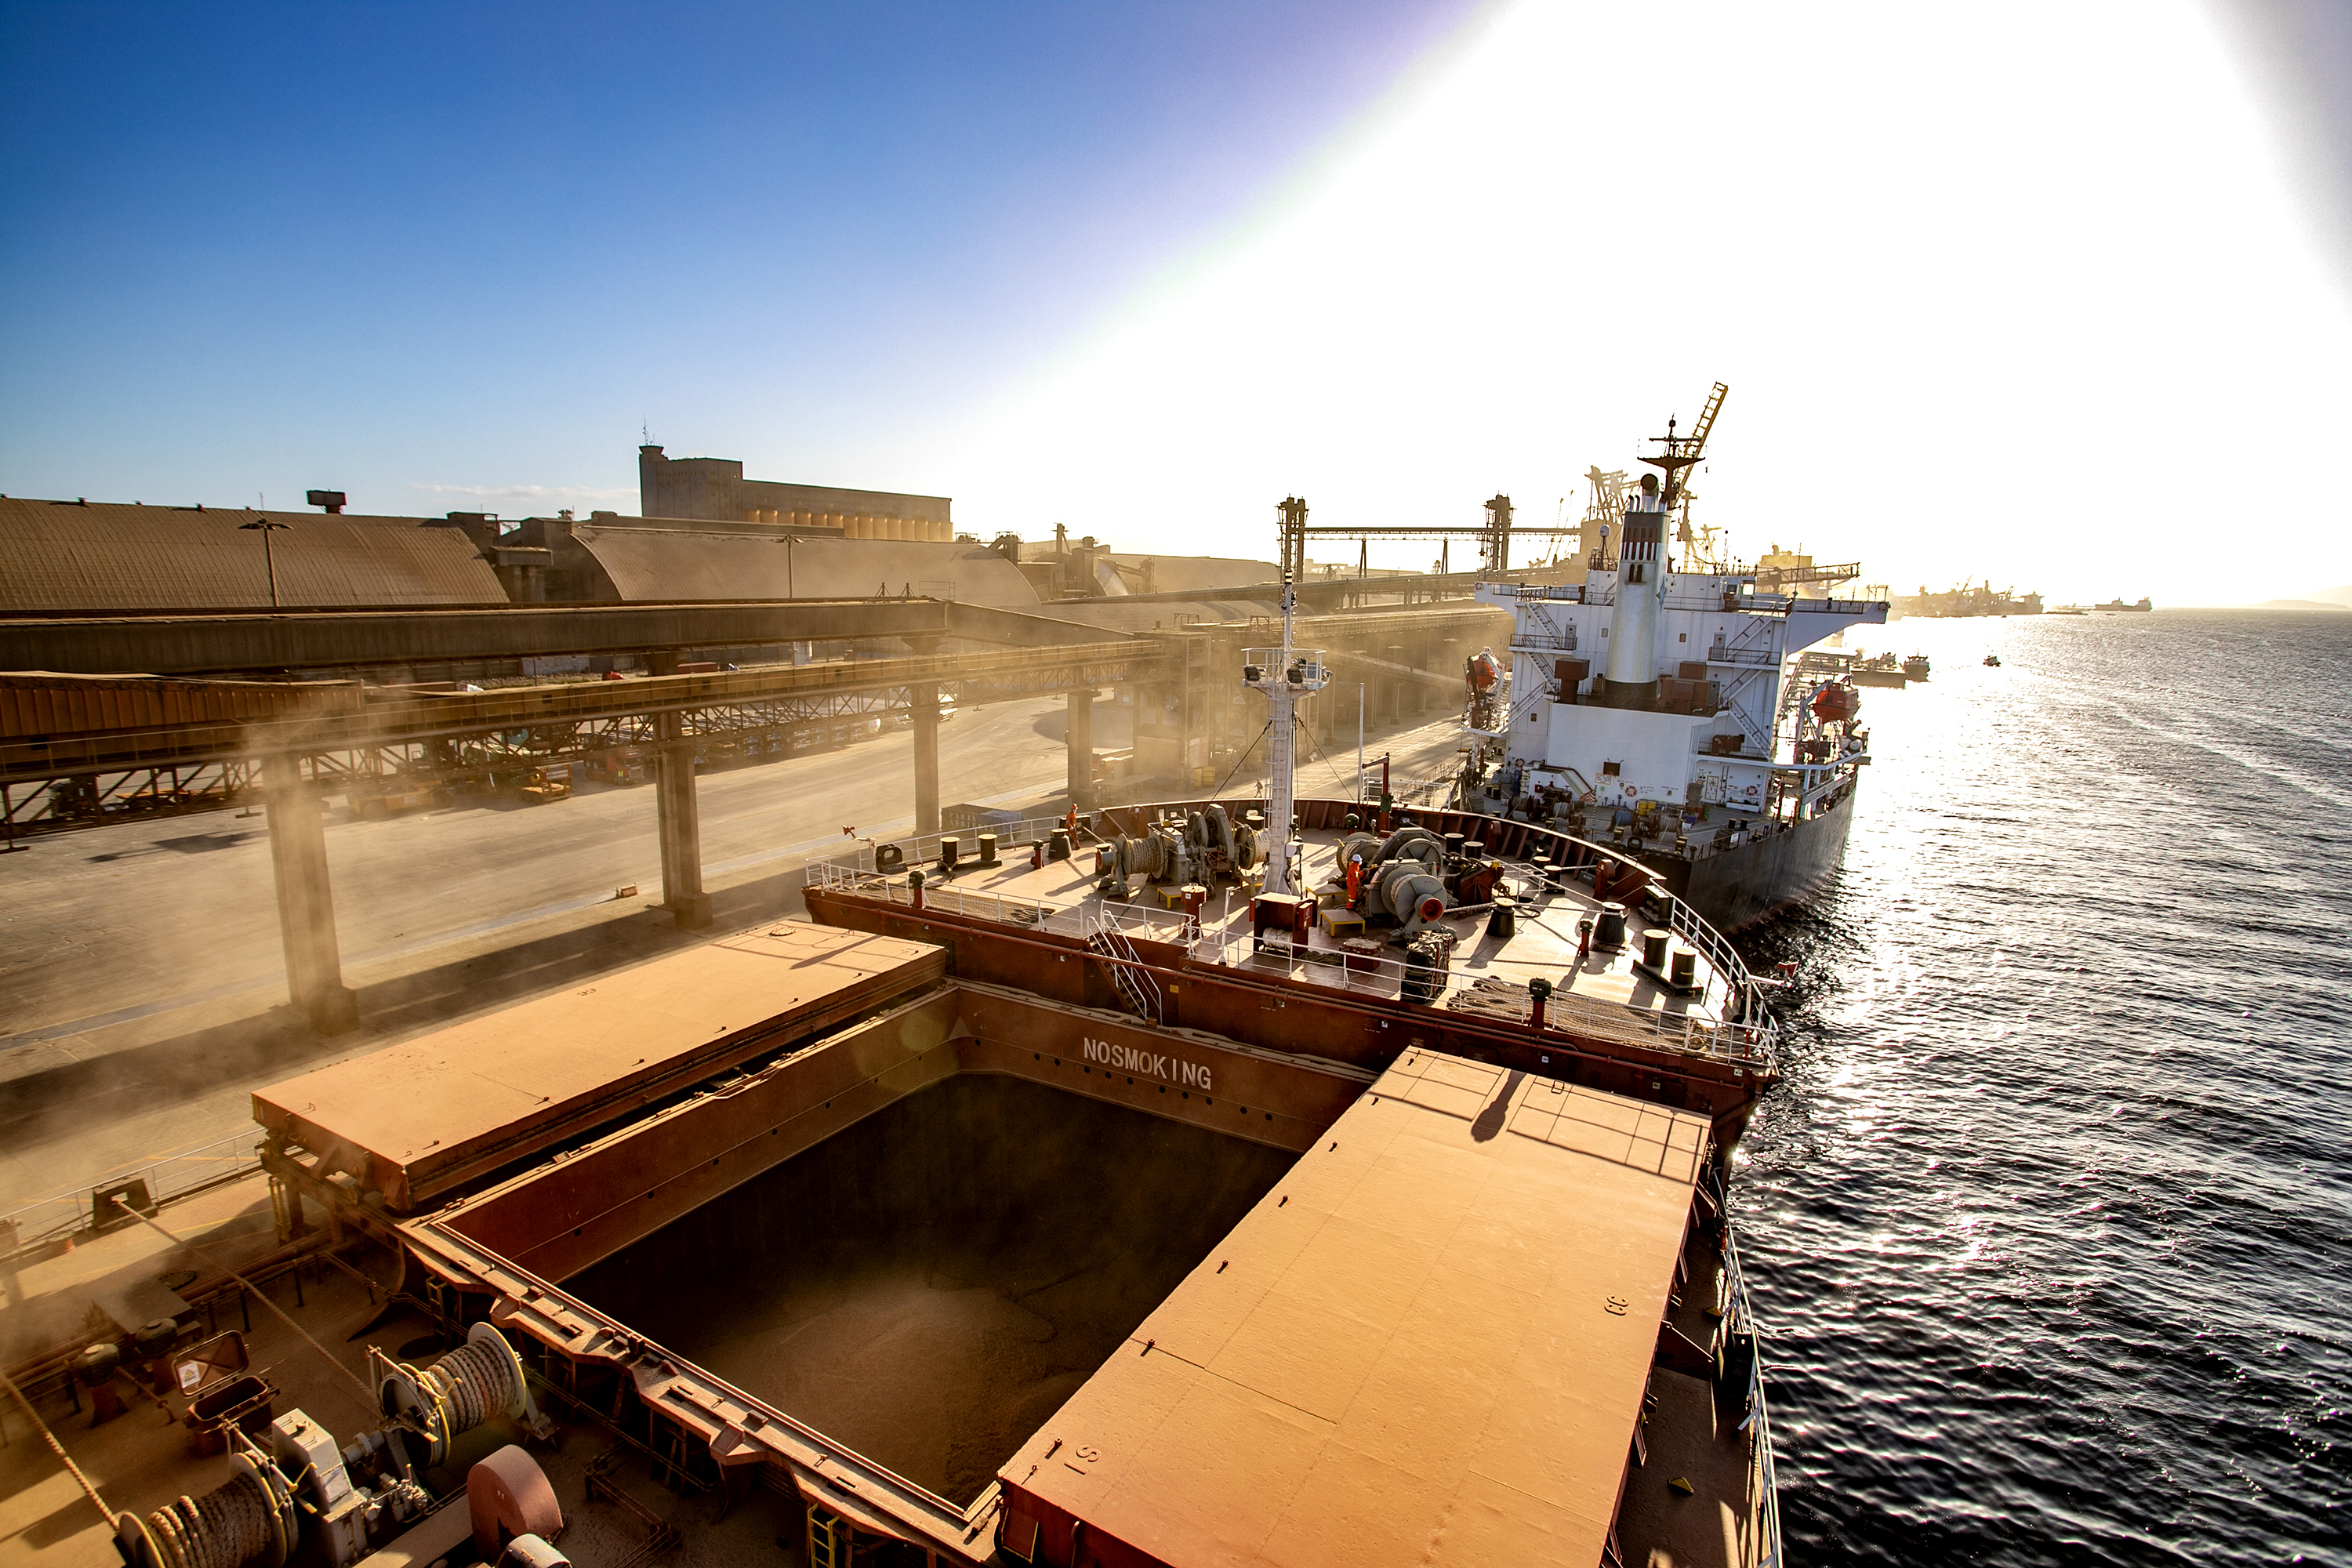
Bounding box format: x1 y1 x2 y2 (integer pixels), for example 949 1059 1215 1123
655 711 712 928
908 637 942 835
1067 687 1096 812
911 695 942 834
262 753 358 1034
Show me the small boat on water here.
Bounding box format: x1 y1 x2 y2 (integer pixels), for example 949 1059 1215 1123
1848 652 1907 688
1902 652 1931 680
1984 653 2002 666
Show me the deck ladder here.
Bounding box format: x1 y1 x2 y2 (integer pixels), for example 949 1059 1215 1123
1083 915 1163 1023
807 1503 848 1568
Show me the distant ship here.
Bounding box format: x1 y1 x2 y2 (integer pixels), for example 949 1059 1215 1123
2093 597 2154 612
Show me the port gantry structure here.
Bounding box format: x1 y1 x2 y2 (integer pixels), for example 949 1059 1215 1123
2 592 1515 1035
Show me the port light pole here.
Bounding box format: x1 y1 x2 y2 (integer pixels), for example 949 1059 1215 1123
240 517 290 608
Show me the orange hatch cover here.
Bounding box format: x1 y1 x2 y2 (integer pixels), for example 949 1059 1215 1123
252 923 946 1210
998 1050 1710 1567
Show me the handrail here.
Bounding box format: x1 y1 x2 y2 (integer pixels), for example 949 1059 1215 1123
815 800 1774 1000
808 797 1777 1054
1 1128 264 1257
804 858 1775 1070
1722 1225 1784 1568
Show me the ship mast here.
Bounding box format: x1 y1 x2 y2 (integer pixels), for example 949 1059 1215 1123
1251 496 1327 898
1267 497 1304 897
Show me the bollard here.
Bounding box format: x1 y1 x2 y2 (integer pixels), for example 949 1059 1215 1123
76 1343 125 1426
1180 882 1207 942
976 832 999 867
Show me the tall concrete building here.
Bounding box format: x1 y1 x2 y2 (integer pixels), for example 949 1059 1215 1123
637 445 952 540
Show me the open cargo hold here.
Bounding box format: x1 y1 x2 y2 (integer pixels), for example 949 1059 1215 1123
569 1073 1295 1504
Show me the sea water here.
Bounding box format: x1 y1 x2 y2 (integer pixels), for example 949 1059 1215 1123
1737 609 2349 1564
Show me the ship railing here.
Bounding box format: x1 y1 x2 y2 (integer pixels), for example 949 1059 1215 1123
804 861 1773 1068
1722 1224 1786 1568
1194 931 1774 1066
804 816 1779 1070
1656 891 1753 1012
1348 768 1450 808
1396 772 1452 806
1410 815 1775 1014
0 1127 264 1259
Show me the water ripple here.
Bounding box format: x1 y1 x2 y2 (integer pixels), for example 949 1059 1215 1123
1733 612 2351 1566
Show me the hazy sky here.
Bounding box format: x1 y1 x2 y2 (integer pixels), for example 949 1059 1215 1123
4 1 2347 604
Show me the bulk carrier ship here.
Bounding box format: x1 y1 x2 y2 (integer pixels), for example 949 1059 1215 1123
1455 393 1888 929
5 483 1796 1568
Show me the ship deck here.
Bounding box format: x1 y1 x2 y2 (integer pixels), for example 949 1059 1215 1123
999 1051 1772 1568
810 815 1769 1065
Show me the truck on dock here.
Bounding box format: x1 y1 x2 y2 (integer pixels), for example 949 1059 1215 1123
345 771 453 819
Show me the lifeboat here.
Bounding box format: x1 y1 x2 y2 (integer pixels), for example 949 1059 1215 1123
1810 680 1860 724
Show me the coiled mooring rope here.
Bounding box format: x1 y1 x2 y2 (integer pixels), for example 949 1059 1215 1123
0 1367 114 1528
422 1334 516 1439
144 1469 276 1568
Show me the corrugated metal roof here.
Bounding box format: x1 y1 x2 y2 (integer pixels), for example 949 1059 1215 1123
0 499 507 612
573 527 1046 609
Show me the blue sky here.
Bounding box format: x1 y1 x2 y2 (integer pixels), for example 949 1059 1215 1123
3 2 2349 603
1 0 1480 510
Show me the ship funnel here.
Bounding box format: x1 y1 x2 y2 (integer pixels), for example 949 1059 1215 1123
1600 485 1665 706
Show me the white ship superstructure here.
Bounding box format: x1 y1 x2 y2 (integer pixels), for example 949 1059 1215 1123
1468 388 1889 924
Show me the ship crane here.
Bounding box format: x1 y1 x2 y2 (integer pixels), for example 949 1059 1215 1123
1653 379 1728 509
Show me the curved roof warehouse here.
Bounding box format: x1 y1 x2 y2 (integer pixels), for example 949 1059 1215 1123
0 498 508 612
